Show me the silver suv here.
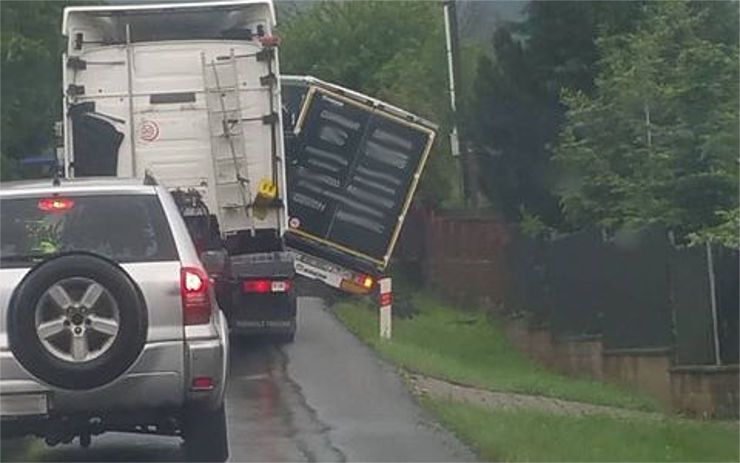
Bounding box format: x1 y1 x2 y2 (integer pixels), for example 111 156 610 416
0 177 229 461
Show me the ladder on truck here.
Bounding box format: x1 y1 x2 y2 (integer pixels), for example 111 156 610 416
201 50 256 236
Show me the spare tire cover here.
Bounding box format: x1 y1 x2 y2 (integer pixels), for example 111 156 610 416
8 254 147 390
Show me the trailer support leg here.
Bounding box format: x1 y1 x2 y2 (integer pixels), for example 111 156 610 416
379 277 392 339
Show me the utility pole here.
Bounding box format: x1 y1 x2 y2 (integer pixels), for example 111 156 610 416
443 0 470 205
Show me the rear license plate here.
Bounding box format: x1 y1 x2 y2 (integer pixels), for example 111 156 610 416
271 281 288 292
0 393 48 416
235 320 293 328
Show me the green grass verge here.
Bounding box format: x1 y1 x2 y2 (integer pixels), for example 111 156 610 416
0 437 47 462
424 398 740 462
334 292 661 411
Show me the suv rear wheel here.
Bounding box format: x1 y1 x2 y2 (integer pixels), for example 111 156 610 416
183 404 229 462
7 254 147 390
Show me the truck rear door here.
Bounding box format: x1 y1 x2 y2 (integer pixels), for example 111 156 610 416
281 76 436 281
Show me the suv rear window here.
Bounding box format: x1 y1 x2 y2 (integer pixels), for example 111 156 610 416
0 194 178 266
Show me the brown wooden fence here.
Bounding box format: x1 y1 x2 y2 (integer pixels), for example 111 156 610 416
395 207 511 304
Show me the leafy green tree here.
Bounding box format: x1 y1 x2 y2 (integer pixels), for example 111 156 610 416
280 1 440 95
1 1 69 180
555 1 739 245
278 1 455 206
466 1 643 225
467 23 560 223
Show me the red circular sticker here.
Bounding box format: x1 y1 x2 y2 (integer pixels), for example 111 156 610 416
139 119 159 142
289 217 301 229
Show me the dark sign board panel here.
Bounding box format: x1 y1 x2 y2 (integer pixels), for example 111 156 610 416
281 81 309 134
282 80 435 272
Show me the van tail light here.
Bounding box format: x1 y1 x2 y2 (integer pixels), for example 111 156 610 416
242 279 292 293
181 267 211 325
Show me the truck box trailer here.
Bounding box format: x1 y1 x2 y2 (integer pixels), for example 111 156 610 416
281 76 436 293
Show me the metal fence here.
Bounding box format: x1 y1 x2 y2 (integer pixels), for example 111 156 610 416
394 209 738 366
505 227 739 366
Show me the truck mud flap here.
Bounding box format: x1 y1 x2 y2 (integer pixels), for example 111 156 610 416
70 108 124 176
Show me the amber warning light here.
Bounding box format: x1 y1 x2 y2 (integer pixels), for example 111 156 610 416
38 198 74 212
259 35 281 48
339 274 375 295
357 275 374 289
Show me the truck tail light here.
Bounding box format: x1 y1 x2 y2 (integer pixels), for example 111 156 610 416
242 279 292 293
356 274 374 289
181 267 211 325
340 274 375 295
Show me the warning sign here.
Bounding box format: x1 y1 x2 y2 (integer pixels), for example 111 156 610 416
139 119 160 142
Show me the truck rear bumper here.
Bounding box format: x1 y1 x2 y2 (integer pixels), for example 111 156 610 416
225 292 297 334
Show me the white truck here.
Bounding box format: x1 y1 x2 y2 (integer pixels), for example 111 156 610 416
61 0 436 339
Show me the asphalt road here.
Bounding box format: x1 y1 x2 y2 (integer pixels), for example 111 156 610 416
1 296 475 462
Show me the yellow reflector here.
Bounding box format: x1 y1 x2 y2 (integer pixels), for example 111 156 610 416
253 178 278 219
257 178 278 199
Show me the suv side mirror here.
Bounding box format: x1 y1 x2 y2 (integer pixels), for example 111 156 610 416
200 250 230 277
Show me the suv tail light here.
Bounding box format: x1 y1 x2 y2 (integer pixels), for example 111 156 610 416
38 198 74 212
191 376 214 391
242 279 292 293
181 267 211 325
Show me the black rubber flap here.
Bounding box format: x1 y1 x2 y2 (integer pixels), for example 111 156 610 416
285 88 432 269
72 114 123 176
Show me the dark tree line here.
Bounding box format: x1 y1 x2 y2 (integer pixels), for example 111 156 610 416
466 1 738 245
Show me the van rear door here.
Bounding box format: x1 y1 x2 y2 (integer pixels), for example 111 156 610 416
281 76 436 276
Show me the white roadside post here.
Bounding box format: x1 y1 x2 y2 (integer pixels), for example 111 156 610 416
379 277 392 339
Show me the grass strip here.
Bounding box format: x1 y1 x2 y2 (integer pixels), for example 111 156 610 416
334 292 661 412
424 398 740 462
333 291 739 462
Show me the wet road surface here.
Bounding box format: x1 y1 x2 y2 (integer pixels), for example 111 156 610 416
1 297 475 462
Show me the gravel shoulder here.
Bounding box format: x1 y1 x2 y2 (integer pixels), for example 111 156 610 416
406 373 665 420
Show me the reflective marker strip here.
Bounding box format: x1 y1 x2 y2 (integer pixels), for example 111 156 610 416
379 277 392 301
379 277 392 339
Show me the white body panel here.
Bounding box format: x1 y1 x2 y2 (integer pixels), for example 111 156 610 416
62 1 286 236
